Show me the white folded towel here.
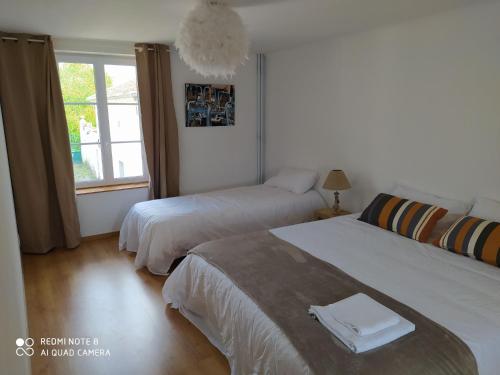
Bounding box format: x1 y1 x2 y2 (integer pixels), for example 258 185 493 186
321 293 401 336
309 294 415 353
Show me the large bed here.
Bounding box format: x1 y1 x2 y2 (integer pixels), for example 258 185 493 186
119 184 324 275
163 214 500 375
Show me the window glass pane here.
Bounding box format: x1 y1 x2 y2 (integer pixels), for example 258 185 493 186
111 142 143 178
64 104 100 144
58 63 96 103
104 65 138 103
108 104 141 142
71 144 104 183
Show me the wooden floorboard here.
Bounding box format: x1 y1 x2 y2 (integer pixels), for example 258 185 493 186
22 235 230 375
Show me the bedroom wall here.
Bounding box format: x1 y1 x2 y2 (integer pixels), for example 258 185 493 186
53 39 258 236
265 1 500 212
76 188 149 237
172 53 258 195
0 108 30 375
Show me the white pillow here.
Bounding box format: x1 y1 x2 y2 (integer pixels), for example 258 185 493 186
264 167 318 194
391 183 471 215
469 197 500 222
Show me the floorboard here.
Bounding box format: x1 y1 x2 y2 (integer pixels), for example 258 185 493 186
22 236 230 375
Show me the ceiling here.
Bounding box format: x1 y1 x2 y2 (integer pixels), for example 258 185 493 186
0 0 493 52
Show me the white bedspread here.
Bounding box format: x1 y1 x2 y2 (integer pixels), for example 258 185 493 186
163 214 500 375
119 185 324 275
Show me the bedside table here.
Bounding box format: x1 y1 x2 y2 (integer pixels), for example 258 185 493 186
314 208 351 220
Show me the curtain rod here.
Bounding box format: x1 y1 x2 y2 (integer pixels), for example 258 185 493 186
1 36 45 43
1 36 174 53
134 46 172 52
54 47 175 57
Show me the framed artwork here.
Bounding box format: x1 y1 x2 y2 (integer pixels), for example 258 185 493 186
185 83 235 127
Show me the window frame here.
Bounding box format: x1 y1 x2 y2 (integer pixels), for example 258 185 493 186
57 53 148 189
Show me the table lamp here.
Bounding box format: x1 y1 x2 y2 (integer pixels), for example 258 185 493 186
323 170 351 213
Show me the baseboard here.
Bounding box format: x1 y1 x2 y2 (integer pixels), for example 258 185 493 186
81 231 119 242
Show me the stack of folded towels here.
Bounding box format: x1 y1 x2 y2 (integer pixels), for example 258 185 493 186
309 293 415 353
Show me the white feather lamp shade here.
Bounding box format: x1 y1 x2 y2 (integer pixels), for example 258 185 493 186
176 0 249 78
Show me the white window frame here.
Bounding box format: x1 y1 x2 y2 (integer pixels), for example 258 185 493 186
57 53 148 189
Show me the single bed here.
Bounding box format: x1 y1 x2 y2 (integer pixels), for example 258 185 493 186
119 184 325 275
163 214 500 375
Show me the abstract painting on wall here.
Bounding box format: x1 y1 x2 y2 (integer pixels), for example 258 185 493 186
185 84 235 127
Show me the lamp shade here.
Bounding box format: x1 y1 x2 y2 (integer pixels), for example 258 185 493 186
323 170 351 191
176 0 249 78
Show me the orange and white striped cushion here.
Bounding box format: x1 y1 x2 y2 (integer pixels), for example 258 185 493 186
435 216 500 267
359 193 448 242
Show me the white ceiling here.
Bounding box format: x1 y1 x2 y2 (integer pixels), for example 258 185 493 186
0 0 493 52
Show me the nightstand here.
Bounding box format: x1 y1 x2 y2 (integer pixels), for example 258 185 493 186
314 208 351 220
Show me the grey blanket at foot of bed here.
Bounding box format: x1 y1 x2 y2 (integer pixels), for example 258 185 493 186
191 230 478 375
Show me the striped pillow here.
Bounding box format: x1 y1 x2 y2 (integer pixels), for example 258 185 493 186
435 216 500 267
359 193 448 242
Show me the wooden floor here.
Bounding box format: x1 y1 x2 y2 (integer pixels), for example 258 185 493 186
22 235 230 375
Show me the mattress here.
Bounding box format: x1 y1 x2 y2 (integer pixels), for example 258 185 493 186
119 184 325 275
163 214 500 374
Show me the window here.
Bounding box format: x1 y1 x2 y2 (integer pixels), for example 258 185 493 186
57 54 148 188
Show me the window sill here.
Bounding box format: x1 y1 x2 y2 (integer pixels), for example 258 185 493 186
76 182 149 196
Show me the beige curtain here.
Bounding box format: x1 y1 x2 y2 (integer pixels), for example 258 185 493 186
0 32 80 253
135 43 179 199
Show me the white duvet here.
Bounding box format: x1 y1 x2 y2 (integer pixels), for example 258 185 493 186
163 214 500 375
119 185 325 275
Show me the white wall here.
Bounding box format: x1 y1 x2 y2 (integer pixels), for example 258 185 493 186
0 108 30 375
56 39 259 236
266 2 500 212
172 53 258 194
76 188 149 237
